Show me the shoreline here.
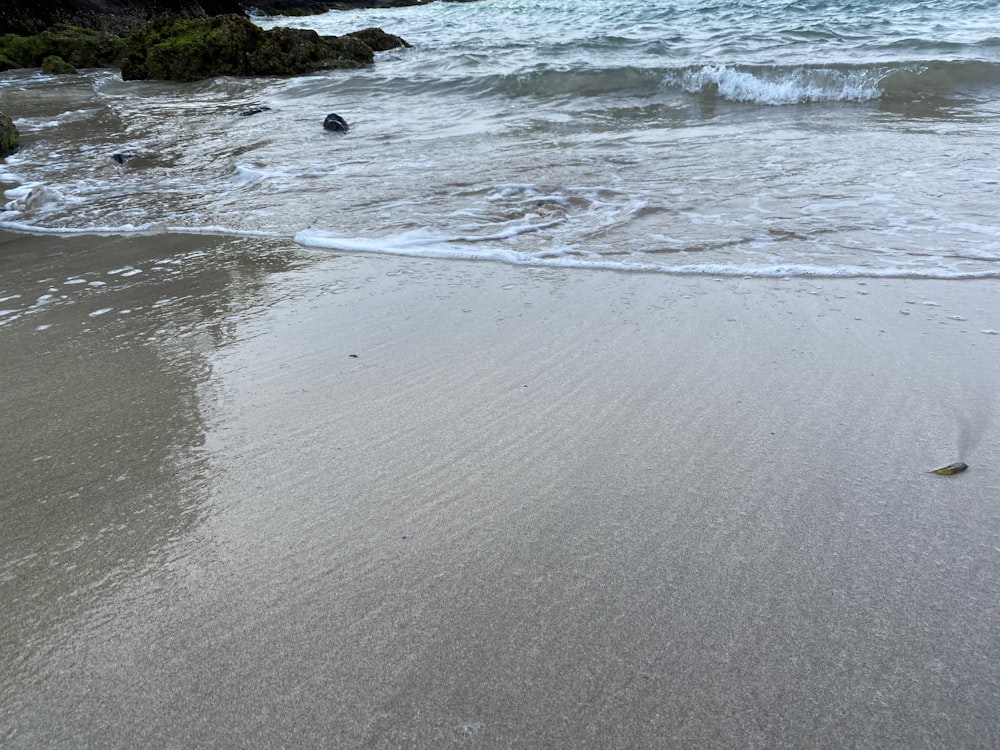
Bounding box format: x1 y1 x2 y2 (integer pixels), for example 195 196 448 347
3 228 1000 746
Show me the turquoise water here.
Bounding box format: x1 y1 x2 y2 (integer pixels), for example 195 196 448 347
2 0 1000 277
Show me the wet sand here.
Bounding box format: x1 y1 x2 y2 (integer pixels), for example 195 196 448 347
2 229 1000 748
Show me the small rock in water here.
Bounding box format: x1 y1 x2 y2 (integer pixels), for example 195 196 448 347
323 113 349 133
111 152 137 165
239 106 271 117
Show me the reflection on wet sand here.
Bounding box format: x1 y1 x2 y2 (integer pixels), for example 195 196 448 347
4 228 1000 749
0 231 303 704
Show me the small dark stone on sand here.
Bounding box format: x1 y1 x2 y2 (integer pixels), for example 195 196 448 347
324 113 349 133
348 354 359 358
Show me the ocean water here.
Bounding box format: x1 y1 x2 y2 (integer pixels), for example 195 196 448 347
2 0 1000 278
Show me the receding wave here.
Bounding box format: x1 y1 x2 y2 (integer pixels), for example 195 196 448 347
486 60 1000 104
293 228 1000 280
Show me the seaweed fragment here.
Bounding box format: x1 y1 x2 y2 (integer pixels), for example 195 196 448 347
929 461 968 476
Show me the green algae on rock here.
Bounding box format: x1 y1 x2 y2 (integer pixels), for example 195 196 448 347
120 13 407 81
0 27 125 70
41 54 77 73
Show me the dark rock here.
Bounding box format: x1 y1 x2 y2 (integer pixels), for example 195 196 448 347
121 13 384 81
111 152 137 164
245 4 332 17
239 105 272 116
345 27 409 52
0 112 19 157
247 0 431 16
258 24 370 73
0 0 245 36
323 113 348 132
41 53 76 73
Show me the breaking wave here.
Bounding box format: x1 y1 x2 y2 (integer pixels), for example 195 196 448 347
489 59 1000 104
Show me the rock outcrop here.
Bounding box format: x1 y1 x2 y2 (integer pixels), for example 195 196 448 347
0 0 471 35
0 1 244 36
119 14 407 81
0 27 125 70
1 1 412 80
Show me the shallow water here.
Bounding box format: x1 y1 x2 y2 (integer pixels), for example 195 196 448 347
2 0 1000 278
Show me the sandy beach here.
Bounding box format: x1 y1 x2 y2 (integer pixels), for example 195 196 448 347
2 228 1000 748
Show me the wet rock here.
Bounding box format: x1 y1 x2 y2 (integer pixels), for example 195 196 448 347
111 152 137 164
41 54 76 74
239 106 272 116
345 27 410 52
323 113 349 132
0 112 18 157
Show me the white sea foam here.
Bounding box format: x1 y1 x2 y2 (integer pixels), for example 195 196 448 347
14 110 96 132
0 219 283 240
294 229 1000 280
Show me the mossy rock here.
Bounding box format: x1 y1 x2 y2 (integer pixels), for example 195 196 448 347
0 28 125 70
0 33 49 68
122 14 388 81
253 26 370 74
0 112 19 157
42 55 78 74
123 15 269 81
42 27 126 68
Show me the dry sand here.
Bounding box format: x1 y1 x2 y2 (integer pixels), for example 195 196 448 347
2 229 1000 748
